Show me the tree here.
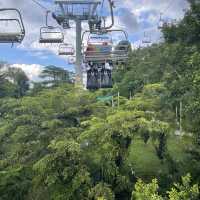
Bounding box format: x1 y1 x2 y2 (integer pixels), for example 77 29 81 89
0 64 29 98
162 0 200 45
7 67 29 97
33 139 91 200
132 179 163 200
89 183 115 200
132 174 199 200
40 65 73 86
168 174 199 200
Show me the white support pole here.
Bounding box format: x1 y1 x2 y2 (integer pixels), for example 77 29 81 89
118 92 120 108
176 105 178 124
180 101 182 134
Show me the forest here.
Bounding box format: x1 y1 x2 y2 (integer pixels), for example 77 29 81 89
0 1 200 199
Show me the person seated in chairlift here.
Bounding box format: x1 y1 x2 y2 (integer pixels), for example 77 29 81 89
100 66 112 88
88 61 96 70
87 65 99 89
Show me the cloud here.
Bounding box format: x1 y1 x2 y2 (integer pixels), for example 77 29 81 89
116 8 139 32
11 63 44 81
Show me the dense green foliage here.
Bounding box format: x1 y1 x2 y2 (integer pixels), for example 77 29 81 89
0 62 29 98
1 1 200 199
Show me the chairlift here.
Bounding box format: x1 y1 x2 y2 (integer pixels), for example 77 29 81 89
83 32 113 63
39 11 64 44
68 56 76 64
142 32 151 44
52 12 71 29
82 29 130 64
58 43 75 56
103 29 130 63
111 30 130 63
158 13 165 29
0 8 25 44
39 26 64 43
112 40 130 63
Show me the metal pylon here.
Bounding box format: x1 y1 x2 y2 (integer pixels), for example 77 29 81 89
54 0 101 86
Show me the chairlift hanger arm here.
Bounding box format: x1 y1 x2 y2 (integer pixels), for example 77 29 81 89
0 8 25 34
45 10 51 27
89 3 99 19
82 30 91 43
105 29 128 40
91 0 114 31
58 3 65 16
30 0 51 11
103 0 114 30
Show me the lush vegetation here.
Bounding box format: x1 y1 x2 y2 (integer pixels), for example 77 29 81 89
1 1 200 199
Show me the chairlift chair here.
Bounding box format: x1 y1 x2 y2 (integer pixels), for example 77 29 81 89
0 8 25 44
112 40 130 63
83 32 113 63
59 43 75 55
68 56 76 64
110 30 130 63
39 11 64 44
158 13 165 29
82 29 130 63
158 21 164 30
142 32 151 44
39 26 64 43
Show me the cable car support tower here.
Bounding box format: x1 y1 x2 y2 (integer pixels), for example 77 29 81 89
54 0 102 86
